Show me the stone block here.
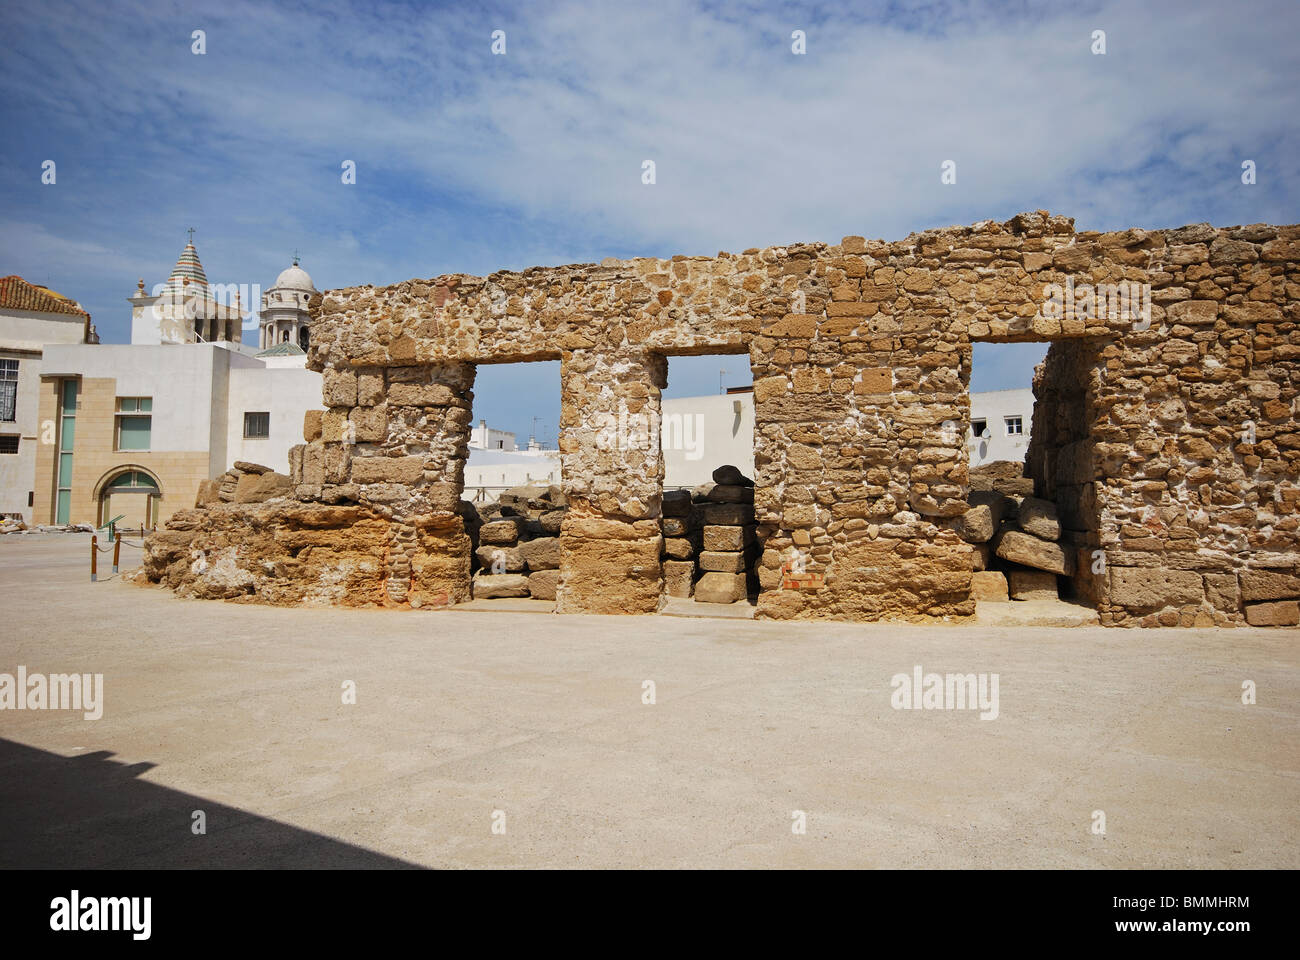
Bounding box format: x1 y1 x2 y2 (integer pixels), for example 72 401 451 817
702 502 754 525
663 537 698 560
480 518 524 545
662 560 695 598
1240 570 1300 603
1245 601 1299 626
472 573 530 599
699 550 746 573
694 571 748 604
351 456 424 485
1017 497 1060 541
1008 569 1058 600
703 525 755 552
995 530 1074 575
956 504 993 543
970 570 1009 602
475 545 525 573
519 536 561 570
527 569 561 601
1108 567 1204 608
663 490 693 517
707 484 755 503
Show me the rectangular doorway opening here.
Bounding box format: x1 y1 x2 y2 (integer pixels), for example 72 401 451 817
965 339 1106 616
658 351 758 615
462 359 562 608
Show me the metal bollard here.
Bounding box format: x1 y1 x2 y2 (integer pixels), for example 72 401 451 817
91 535 98 582
113 535 121 575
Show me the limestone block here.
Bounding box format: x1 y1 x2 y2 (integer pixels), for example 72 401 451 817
1240 570 1300 603
475 545 525 573
1017 497 1061 541
480 518 524 545
351 456 425 485
699 551 746 573
662 560 695 598
1009 569 1058 600
1245 601 1299 626
473 573 530 599
970 570 1009 602
995 530 1074 576
956 505 994 543
695 571 748 604
702 503 754 525
1108 567 1203 607
519 536 561 570
663 537 698 560
703 525 755 552
707 484 755 504
527 569 561 601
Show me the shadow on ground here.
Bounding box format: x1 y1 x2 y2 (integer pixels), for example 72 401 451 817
0 739 421 869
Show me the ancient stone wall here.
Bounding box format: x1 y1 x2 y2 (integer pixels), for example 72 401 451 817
144 211 1300 626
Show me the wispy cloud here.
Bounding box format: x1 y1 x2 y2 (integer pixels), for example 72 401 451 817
2 0 1297 366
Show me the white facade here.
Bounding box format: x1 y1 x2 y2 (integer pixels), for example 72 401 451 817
0 303 90 522
968 388 1034 466
662 390 755 489
468 419 517 451
463 447 560 500
39 341 323 477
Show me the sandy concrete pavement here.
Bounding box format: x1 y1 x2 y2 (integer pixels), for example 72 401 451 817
1 532 1296 868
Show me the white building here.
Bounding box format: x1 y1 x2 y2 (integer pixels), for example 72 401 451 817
662 388 755 489
0 276 95 522
468 419 517 452
968 388 1034 467
23 238 324 528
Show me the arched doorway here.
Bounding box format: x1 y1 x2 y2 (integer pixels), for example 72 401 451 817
98 468 162 530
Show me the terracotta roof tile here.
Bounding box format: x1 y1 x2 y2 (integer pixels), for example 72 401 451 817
0 275 90 317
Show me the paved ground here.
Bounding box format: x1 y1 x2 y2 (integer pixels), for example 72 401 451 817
1 532 1296 868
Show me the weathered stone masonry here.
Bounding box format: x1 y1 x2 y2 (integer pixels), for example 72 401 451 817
144 211 1300 626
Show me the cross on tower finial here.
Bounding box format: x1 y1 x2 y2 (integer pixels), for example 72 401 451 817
186 227 196 244
293 249 300 266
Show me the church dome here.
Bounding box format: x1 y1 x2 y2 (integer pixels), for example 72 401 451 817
273 261 316 292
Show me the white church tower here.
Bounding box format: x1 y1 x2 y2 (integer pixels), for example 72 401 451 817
258 256 317 351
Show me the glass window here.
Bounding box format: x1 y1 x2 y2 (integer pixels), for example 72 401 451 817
117 415 151 451
1005 416 1023 436
0 359 16 421
0 435 18 454
244 411 270 438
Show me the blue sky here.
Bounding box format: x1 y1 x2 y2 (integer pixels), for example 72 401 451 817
2 0 1298 443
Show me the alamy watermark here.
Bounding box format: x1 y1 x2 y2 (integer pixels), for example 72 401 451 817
890 665 999 720
1038 277 1151 330
0 666 103 720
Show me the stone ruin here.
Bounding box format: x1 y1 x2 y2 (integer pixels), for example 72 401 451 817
142 211 1300 627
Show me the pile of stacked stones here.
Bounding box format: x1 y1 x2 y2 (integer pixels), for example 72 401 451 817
693 465 759 604
660 489 701 598
959 461 1070 602
195 461 293 507
469 485 567 601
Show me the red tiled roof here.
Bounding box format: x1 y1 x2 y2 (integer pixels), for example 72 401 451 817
0 275 90 317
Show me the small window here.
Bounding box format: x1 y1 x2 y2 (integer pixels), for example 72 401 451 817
1005 416 1023 436
115 397 152 451
244 411 270 438
971 419 987 438
0 435 18 454
0 359 17 422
